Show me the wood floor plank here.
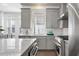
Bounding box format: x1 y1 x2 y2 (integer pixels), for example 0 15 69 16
36 50 58 56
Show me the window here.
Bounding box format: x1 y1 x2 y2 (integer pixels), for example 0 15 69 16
31 9 46 35
3 12 21 35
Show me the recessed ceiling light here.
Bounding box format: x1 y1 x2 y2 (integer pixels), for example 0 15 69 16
32 4 45 9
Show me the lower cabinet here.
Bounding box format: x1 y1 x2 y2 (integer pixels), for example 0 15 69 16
64 40 69 56
38 36 56 50
38 37 46 49
0 39 3 52
46 38 56 50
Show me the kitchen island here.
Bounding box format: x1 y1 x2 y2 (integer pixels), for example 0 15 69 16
0 38 37 56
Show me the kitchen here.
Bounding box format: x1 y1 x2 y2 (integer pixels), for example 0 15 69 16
0 3 68 56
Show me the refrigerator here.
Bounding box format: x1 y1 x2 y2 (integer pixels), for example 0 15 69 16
68 3 79 56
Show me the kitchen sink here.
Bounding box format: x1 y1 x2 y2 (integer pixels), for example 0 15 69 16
58 35 68 40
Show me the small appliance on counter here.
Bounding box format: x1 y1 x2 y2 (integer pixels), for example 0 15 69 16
47 31 54 36
0 26 4 32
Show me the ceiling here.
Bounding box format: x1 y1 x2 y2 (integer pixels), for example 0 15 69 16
0 3 62 12
21 3 61 9
21 3 61 6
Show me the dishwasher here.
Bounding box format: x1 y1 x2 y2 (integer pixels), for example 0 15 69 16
29 42 38 56
54 37 62 56
55 36 68 56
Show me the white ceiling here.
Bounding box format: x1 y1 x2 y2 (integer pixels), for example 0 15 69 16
21 3 61 6
21 3 61 8
0 3 62 12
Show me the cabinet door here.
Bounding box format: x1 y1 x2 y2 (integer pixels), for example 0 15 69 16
65 40 68 56
46 36 56 49
21 8 31 29
46 8 59 28
38 37 46 49
0 39 3 52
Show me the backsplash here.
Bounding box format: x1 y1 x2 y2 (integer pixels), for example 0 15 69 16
62 28 68 35
46 28 63 36
46 28 68 36
20 28 68 36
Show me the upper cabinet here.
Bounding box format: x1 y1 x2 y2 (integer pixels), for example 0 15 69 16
21 8 31 29
46 8 59 28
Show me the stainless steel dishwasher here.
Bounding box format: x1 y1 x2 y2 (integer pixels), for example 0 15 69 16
29 42 38 56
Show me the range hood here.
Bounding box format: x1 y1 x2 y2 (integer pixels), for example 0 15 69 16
58 12 68 20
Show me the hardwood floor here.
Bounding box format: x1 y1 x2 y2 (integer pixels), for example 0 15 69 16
36 50 58 56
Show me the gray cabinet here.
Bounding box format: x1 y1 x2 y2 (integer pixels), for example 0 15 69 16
38 36 56 50
64 40 68 56
38 37 46 49
21 8 31 29
0 39 3 52
46 36 56 49
46 8 59 28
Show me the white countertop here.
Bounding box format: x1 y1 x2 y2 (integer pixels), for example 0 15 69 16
19 34 54 37
0 38 36 56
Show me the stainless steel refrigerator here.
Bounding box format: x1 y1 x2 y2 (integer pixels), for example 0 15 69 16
68 3 79 56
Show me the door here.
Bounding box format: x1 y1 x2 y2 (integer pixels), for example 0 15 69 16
64 40 69 56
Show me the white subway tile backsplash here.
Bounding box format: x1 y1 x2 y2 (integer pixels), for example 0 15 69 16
46 28 68 36
46 28 63 36
62 28 68 35
26 28 68 36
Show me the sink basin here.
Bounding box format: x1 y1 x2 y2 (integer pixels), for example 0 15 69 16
58 35 68 40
